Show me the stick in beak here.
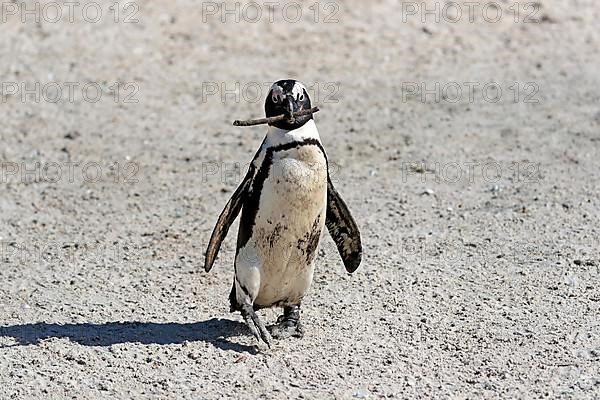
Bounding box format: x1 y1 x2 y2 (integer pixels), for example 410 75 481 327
284 96 295 120
233 106 320 127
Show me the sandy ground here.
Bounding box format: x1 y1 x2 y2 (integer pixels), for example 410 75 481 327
1 0 599 398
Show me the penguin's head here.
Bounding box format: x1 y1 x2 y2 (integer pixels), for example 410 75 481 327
265 80 312 130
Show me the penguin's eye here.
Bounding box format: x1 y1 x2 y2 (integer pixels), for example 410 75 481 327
272 94 282 103
297 93 305 101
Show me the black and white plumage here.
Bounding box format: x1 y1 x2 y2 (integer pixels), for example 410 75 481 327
205 80 362 347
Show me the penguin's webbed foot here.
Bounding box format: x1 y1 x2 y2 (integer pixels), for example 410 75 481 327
269 305 304 339
241 304 271 348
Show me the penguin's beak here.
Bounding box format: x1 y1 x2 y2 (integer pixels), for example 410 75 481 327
284 96 295 119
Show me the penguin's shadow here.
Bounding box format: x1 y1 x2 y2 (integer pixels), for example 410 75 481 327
0 318 258 354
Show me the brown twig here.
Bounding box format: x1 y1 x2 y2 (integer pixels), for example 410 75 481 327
233 106 320 127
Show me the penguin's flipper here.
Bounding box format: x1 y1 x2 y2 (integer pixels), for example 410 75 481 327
325 176 362 273
204 172 253 272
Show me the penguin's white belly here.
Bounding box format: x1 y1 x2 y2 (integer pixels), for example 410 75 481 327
240 145 327 308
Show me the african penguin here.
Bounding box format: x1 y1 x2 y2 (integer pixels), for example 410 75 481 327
205 79 362 347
